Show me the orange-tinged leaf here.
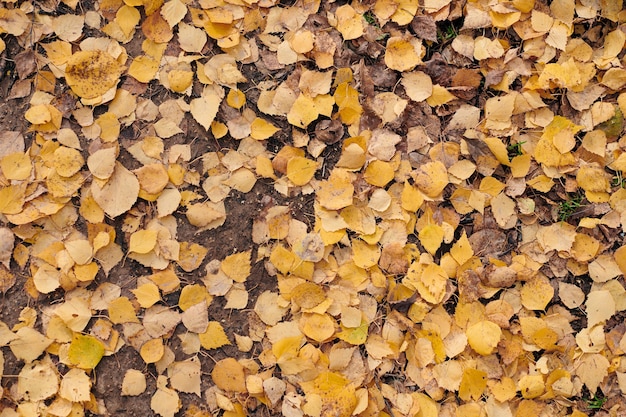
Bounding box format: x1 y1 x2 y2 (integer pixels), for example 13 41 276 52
385 36 422 72
212 358 246 392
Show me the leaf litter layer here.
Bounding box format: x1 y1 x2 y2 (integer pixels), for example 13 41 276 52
1 0 626 416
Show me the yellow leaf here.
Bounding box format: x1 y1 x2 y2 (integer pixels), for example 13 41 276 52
300 372 356 417
1 152 32 180
334 5 363 40
168 69 193 93
226 88 246 109
17 357 59 402
53 146 84 178
132 283 161 308
177 242 208 272
108 296 139 324
458 368 487 401
129 229 158 254
450 231 473 265
426 85 457 107
419 224 444 256
287 156 318 186
221 251 251 283
466 320 502 355
287 94 318 129
250 117 280 140
520 274 554 310
179 283 208 311
65 50 124 99
91 162 139 218
519 375 545 399
291 282 326 309
68 333 105 369
199 321 230 350
415 263 448 304
190 85 224 131
59 368 91 402
128 55 160 83
363 160 395 187
412 161 448 198
300 313 336 342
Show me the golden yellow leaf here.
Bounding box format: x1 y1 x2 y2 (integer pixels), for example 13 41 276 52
419 224 444 256
132 283 161 308
129 229 158 254
287 94 318 129
520 274 554 310
300 372 356 417
129 55 160 83
1 152 32 180
65 50 124 99
334 5 363 40
466 320 502 355
53 146 84 178
415 263 448 304
221 251 251 283
519 375 545 399
363 160 395 187
250 117 280 140
300 312 336 342
226 88 246 109
458 368 487 401
287 156 318 186
108 297 139 324
199 321 230 350
450 231 473 265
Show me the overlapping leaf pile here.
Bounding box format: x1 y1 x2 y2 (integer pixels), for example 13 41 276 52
1 0 626 415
